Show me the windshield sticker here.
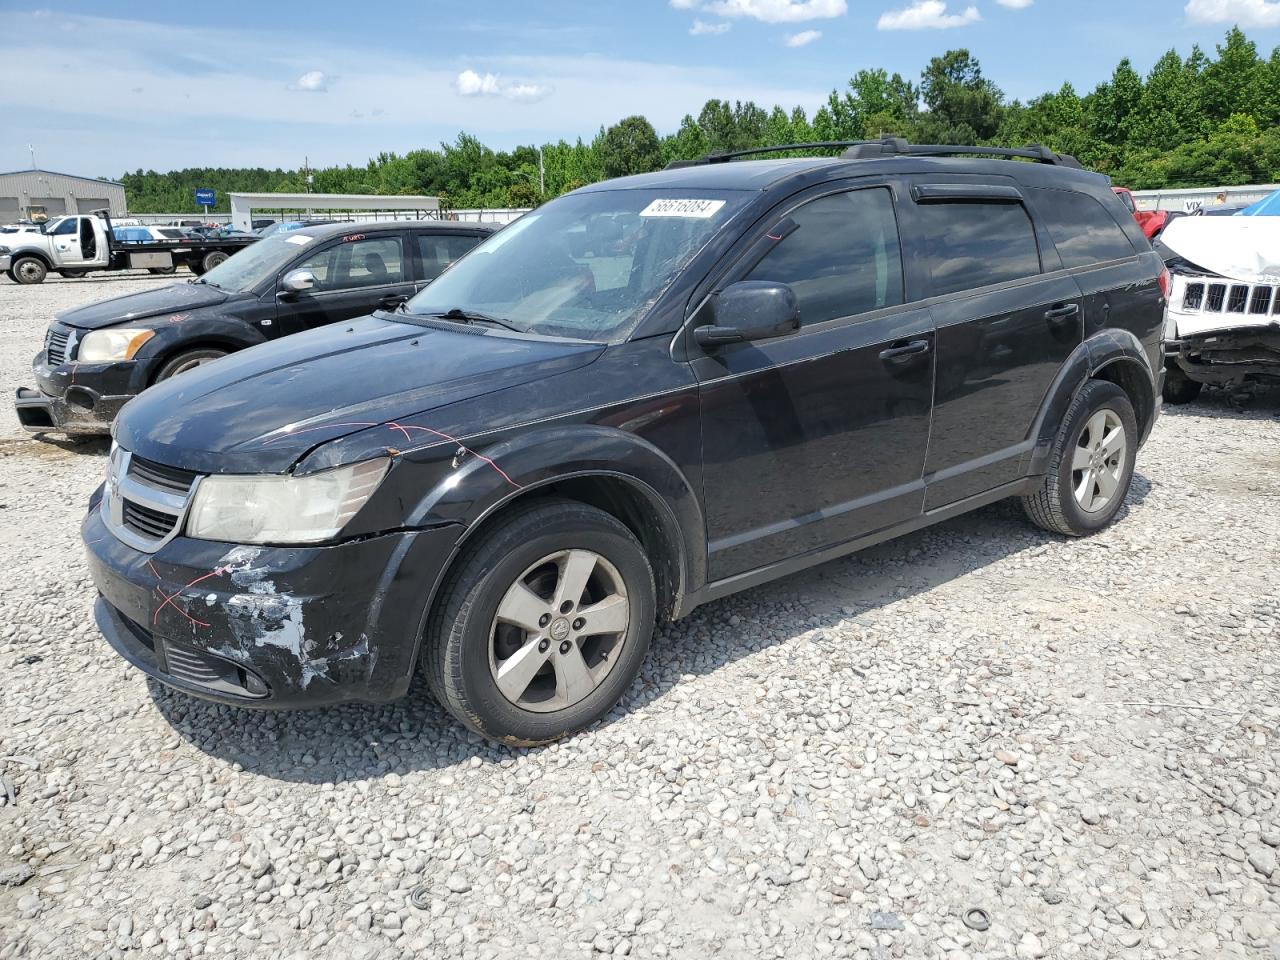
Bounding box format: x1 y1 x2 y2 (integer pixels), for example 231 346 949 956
341 233 367 243
285 234 314 245
639 198 726 219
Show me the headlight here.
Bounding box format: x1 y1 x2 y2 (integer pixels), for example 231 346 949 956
186 458 389 545
0 245 10 255
77 328 155 363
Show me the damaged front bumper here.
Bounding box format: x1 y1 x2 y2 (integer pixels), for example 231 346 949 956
83 488 463 708
15 347 150 434
1166 326 1280 387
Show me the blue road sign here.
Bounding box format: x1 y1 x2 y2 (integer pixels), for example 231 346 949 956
194 188 216 207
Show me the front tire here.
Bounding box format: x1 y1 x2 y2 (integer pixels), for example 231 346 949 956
152 348 228 383
1162 364 1203 404
11 256 47 284
1022 379 1138 537
424 499 656 745
200 251 229 273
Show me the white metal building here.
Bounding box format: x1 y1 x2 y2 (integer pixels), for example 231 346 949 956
228 192 441 231
0 169 127 222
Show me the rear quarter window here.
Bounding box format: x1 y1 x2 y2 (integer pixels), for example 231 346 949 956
916 201 1041 297
1032 189 1137 269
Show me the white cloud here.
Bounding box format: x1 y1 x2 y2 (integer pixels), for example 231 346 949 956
877 1 980 30
454 70 551 102
690 18 732 33
995 0 1033 7
454 69 501 96
1185 0 1280 26
291 70 328 92
701 0 847 23
0 11 830 171
784 29 822 45
669 0 699 7
503 81 553 103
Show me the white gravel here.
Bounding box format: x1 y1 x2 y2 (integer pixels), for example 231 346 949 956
1 273 1279 960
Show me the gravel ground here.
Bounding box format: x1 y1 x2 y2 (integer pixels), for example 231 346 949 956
1 273 1279 960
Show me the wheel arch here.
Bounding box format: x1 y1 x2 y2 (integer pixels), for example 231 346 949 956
1028 328 1158 470
393 425 707 676
10 247 52 269
143 324 267 386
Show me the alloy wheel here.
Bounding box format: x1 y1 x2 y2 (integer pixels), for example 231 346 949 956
488 549 630 713
1071 408 1126 513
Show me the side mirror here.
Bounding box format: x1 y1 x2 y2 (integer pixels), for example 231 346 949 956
281 269 316 294
695 280 800 349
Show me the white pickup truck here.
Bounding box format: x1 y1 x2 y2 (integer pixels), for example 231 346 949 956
0 212 257 284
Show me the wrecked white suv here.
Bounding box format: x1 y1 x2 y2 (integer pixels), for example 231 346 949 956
1158 216 1280 403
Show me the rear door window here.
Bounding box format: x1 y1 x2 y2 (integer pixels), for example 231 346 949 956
415 232 484 281
1032 189 1137 268
744 187 904 326
916 201 1041 297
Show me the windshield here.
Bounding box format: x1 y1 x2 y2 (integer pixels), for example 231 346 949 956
404 189 749 342
196 232 309 291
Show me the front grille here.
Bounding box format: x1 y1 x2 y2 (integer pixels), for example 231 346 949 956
1250 287 1273 315
128 455 198 495
103 448 201 552
1181 278 1280 317
162 641 268 698
123 500 179 539
165 644 228 687
45 327 70 365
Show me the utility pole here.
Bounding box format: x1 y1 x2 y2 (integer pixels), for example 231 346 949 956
538 146 544 197
28 144 35 170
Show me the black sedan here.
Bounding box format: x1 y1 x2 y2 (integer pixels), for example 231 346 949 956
15 220 494 434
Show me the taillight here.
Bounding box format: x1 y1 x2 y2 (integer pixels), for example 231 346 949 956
1158 267 1171 301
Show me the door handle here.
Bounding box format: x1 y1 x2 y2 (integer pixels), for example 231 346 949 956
1044 303 1080 321
879 339 931 362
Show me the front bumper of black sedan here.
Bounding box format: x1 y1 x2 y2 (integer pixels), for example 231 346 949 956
15 346 156 434
83 487 464 709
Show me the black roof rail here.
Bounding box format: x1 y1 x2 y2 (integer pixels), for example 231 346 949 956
665 137 1083 170
664 141 880 169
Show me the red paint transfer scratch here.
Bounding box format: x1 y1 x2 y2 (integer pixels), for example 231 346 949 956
147 559 214 629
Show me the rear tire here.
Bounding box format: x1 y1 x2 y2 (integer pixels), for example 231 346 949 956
1022 379 1138 537
57 269 87 279
1162 364 1203 404
423 498 656 745
152 348 228 383
11 256 47 284
148 266 177 275
200 251 229 273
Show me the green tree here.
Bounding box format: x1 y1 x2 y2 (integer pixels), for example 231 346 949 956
599 116 662 178
917 49 1004 143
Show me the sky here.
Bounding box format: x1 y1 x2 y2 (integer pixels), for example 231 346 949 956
2 0 1279 178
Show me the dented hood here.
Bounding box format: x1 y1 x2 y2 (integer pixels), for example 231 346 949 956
58 281 230 329
1159 217 1280 284
114 314 604 474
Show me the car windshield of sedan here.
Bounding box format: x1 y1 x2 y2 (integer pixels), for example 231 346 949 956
195 233 307 292
403 189 749 342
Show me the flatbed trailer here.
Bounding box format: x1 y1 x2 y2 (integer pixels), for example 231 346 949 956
0 210 257 284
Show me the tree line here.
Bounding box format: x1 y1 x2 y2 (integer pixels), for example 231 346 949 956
120 27 1280 214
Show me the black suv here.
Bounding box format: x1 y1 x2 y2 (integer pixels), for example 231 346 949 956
16 220 493 434
82 139 1166 744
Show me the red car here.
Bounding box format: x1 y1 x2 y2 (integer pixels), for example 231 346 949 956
1113 186 1168 239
